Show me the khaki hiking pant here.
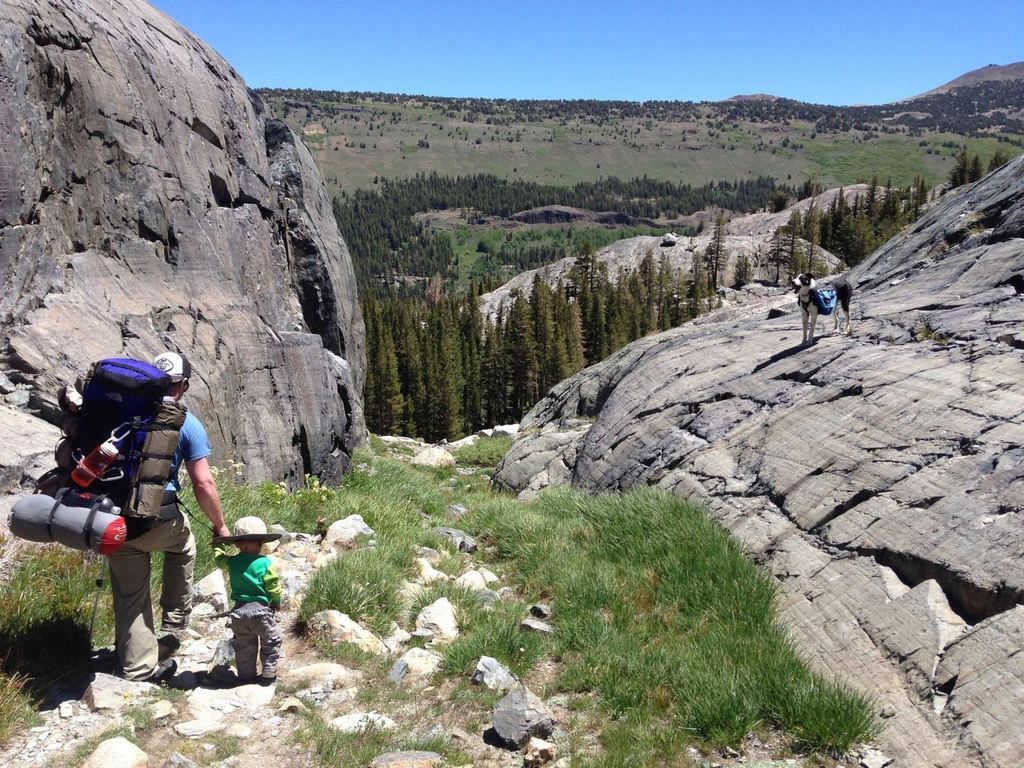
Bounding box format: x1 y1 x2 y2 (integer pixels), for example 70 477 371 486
108 513 195 680
229 602 282 681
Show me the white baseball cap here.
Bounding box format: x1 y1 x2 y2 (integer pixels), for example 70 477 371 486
152 352 192 382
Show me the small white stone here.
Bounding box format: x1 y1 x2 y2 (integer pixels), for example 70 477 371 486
416 558 449 585
329 712 397 734
174 719 226 738
151 699 175 720
388 648 444 685
285 662 363 690
225 723 252 739
415 598 459 643
454 570 487 591
477 567 500 584
322 514 374 551
411 446 456 468
308 610 388 655
80 737 147 768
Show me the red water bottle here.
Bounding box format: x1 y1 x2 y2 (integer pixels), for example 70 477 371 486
71 438 119 488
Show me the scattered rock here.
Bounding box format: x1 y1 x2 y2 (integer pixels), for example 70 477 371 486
412 446 456 468
478 567 499 584
415 546 443 564
400 580 427 605
193 569 230 613
497 587 519 602
859 748 894 768
278 696 306 713
0 372 15 395
447 435 479 451
57 701 75 719
492 685 556 749
529 604 552 619
322 514 374 550
416 558 450 585
415 598 460 643
285 662 363 690
384 624 413 653
83 673 158 713
389 648 444 685
224 723 252 739
151 699 175 720
269 524 293 543
174 719 226 738
4 390 29 408
308 610 389 654
432 527 477 553
477 588 500 605
164 753 199 768
329 712 397 734
525 737 557 767
81 737 147 768
521 618 554 634
447 503 468 520
493 424 520 438
187 683 276 721
370 752 443 768
472 656 517 691
454 570 487 591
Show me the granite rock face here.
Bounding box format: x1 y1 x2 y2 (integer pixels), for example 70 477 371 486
0 0 365 485
494 156 1024 767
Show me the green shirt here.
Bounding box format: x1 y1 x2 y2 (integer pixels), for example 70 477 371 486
213 547 282 608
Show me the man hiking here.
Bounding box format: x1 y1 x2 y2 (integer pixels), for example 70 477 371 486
107 351 230 682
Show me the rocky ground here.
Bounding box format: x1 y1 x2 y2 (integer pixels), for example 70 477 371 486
0 437 893 768
492 157 1024 768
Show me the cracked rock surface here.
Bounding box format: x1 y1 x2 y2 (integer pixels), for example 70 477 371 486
0 0 365 484
493 156 1024 768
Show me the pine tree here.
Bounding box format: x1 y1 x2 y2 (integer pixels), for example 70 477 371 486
504 292 539 416
786 210 804 275
708 214 727 289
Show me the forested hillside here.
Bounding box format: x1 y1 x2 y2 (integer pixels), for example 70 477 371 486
266 77 1021 442
259 80 1023 194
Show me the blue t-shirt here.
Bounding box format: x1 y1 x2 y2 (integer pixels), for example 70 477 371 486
167 411 212 492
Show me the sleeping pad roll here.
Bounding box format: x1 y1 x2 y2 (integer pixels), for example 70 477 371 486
8 492 127 555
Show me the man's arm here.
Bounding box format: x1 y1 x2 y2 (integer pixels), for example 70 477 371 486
185 457 230 538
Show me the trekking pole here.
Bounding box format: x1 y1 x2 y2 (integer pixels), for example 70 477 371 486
177 498 214 535
88 556 108 647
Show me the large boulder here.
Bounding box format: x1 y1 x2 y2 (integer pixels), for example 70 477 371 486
492 157 1024 768
0 0 365 485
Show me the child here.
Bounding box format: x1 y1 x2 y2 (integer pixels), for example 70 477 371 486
213 516 283 684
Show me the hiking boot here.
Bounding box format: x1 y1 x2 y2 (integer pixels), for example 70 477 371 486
141 658 177 684
157 633 181 661
258 675 277 687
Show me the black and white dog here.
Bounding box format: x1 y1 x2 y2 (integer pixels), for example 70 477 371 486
791 273 853 345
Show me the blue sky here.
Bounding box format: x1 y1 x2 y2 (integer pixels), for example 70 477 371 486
151 1 1023 105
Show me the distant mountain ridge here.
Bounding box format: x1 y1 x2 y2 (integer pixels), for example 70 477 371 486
910 60 1024 99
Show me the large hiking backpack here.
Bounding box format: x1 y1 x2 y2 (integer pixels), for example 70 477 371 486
812 287 838 316
48 358 187 518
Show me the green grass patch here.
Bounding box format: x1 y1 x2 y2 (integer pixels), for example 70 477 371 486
301 544 414 634
461 487 879 756
441 600 546 678
0 673 33 744
296 709 469 767
452 435 513 468
0 545 113 697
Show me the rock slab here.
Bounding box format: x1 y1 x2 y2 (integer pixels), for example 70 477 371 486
492 685 556 749
81 737 147 768
0 0 366 484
